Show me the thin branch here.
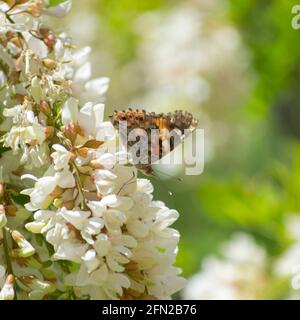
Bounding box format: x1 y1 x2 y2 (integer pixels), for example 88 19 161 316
72 163 89 211
1 184 17 300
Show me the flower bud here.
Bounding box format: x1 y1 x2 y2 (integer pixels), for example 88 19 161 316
5 204 17 217
39 100 52 117
74 124 85 137
64 123 77 144
125 261 139 271
69 151 77 163
39 25 50 37
44 126 55 139
44 34 56 51
50 186 64 198
0 275 14 301
63 200 74 210
96 192 102 200
0 183 4 198
77 147 89 158
11 230 35 258
10 37 22 49
42 58 57 70
53 198 64 208
3 0 16 7
31 76 42 103
25 1 43 18
0 205 7 229
22 276 55 294
90 160 104 170
25 221 45 234
82 139 104 149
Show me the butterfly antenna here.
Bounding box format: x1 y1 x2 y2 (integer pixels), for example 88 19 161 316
117 171 137 195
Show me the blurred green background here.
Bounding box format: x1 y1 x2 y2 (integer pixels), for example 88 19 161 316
60 0 300 299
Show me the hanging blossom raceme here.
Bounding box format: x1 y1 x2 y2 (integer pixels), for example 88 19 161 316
0 0 185 300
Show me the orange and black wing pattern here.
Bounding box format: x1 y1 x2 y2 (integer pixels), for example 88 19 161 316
110 109 198 175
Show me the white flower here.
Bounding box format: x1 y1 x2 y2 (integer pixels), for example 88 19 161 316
21 153 76 211
51 145 71 171
20 142 50 169
44 0 73 18
183 233 267 300
78 102 105 139
292 266 300 290
0 268 14 300
55 167 76 189
0 0 184 300
24 34 48 59
2 105 47 154
88 201 127 233
81 77 110 103
62 97 79 125
31 76 43 103
53 240 89 263
21 175 57 211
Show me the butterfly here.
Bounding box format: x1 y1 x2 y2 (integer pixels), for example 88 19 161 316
109 108 198 176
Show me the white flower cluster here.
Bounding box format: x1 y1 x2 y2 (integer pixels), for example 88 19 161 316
0 0 184 300
274 215 300 295
183 233 268 300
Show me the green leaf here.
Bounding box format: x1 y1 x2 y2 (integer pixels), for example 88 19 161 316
48 0 67 8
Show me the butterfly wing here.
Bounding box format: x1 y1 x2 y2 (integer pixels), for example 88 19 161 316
110 109 198 175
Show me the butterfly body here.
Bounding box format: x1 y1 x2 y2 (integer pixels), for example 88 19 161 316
110 109 198 176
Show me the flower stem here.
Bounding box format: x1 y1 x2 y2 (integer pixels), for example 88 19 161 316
72 163 88 211
2 227 17 300
2 227 13 275
1 184 17 300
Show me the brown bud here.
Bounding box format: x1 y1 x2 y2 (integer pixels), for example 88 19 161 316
10 71 20 84
6 205 17 217
3 0 16 7
42 58 57 70
69 151 77 163
44 126 55 139
127 270 144 282
0 183 4 198
0 38 8 47
90 160 104 170
11 37 22 48
39 26 50 38
15 55 23 72
44 34 56 51
50 186 64 198
96 192 102 201
64 123 77 144
5 274 14 286
39 100 52 117
82 139 104 149
74 124 85 137
25 1 43 17
29 139 39 147
125 261 139 271
20 275 34 285
63 200 75 210
6 31 14 39
77 147 89 158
